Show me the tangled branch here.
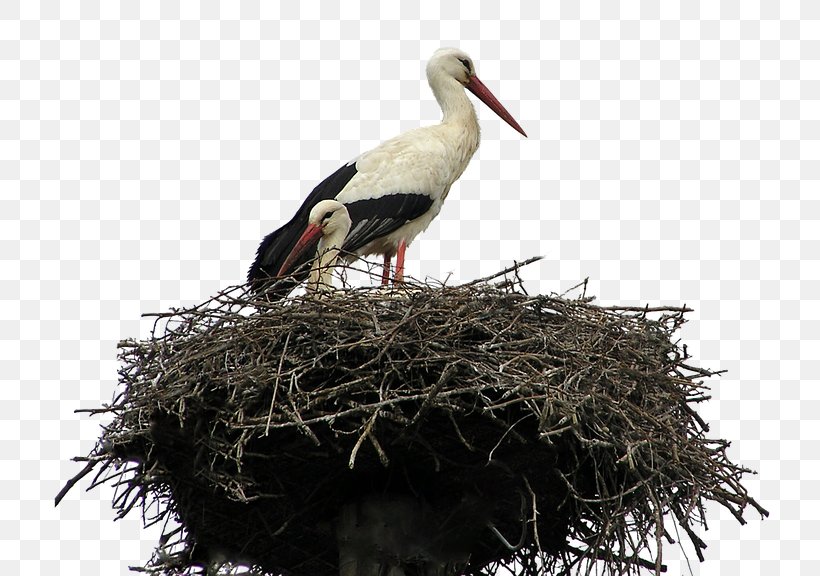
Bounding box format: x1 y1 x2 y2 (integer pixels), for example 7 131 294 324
58 260 767 576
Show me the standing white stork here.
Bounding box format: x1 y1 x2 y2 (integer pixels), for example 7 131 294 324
248 47 526 296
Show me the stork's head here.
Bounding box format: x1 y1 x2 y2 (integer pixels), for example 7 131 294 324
427 47 527 137
427 47 476 86
277 200 351 277
306 199 351 237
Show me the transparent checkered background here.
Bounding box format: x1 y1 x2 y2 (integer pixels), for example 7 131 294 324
3 1 817 574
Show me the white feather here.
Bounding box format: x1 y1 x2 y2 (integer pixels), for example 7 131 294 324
335 48 482 259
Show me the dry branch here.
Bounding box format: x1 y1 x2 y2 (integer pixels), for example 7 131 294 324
58 261 767 576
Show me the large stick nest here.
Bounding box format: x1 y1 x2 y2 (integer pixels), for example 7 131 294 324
59 260 767 575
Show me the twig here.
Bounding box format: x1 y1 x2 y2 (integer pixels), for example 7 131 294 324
55 264 766 576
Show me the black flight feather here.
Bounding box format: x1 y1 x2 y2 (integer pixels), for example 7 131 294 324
342 193 434 254
248 163 434 298
247 161 358 295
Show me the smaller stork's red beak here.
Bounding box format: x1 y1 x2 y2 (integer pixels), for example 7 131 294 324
465 75 527 138
277 224 323 277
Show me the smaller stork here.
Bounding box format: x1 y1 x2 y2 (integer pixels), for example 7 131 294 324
277 199 351 294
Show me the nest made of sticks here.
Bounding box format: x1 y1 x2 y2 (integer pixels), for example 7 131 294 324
59 259 767 576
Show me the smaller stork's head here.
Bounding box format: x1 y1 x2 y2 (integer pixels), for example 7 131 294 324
277 200 351 277
306 199 351 239
427 47 527 137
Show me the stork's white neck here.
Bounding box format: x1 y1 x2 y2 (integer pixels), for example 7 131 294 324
307 228 347 293
430 74 479 132
426 72 481 180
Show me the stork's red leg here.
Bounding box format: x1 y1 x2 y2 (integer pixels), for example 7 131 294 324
381 254 391 286
394 240 407 283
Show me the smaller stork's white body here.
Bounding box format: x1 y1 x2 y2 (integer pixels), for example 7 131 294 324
278 199 352 294
248 47 526 295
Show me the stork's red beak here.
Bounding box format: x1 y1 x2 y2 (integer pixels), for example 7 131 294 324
465 75 527 137
277 224 323 277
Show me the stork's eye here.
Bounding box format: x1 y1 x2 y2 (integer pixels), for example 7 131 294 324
322 211 333 222
458 58 472 73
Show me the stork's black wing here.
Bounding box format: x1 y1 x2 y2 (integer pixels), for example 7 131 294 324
342 192 434 254
247 161 358 295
